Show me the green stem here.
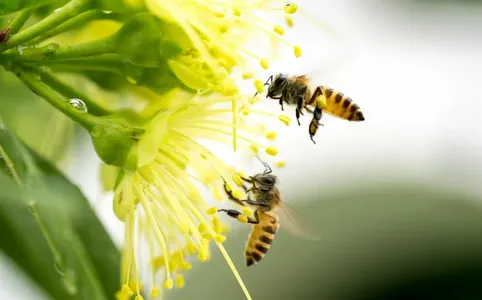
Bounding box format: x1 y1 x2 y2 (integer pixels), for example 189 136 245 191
25 57 126 74
13 67 99 131
0 0 92 52
25 10 127 46
38 67 112 116
6 37 115 62
7 9 34 36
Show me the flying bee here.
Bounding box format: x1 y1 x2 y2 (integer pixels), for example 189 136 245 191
254 73 365 144
218 156 318 266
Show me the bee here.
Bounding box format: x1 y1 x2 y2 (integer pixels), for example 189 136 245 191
255 73 365 144
218 156 317 266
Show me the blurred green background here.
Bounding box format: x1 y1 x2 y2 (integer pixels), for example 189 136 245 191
2 0 482 299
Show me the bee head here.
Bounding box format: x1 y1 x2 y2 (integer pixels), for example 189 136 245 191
267 73 288 98
253 174 277 190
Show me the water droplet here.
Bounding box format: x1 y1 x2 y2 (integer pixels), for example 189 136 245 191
61 269 78 295
27 201 35 214
53 8 61 13
102 10 113 14
126 76 137 85
68 98 87 113
53 259 65 275
17 46 25 55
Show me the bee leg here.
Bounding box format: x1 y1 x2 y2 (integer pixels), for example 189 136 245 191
278 98 284 111
305 106 314 114
310 135 316 145
295 109 301 126
218 209 260 224
240 199 270 208
222 181 246 206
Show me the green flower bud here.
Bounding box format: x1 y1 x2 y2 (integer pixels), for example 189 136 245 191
113 12 182 68
89 115 145 171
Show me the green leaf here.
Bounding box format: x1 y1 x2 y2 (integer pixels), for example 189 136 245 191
0 114 121 299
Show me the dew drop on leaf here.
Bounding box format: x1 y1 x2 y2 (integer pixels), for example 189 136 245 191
53 259 65 276
68 98 88 113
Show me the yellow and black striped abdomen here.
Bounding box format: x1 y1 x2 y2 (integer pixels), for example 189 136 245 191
245 212 279 266
321 86 365 121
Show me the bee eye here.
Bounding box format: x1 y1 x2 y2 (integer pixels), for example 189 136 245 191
262 177 275 185
274 76 286 86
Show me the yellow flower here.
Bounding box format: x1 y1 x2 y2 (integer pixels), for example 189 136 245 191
113 89 290 299
145 0 302 95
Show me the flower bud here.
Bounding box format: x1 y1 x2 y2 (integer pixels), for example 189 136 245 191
113 12 182 67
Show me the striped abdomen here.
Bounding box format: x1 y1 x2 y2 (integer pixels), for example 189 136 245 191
245 212 279 266
320 86 365 121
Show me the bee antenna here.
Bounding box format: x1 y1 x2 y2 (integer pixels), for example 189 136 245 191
251 75 274 100
255 154 272 174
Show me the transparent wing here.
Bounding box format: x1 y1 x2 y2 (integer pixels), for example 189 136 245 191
274 201 320 241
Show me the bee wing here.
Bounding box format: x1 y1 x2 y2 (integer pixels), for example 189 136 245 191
274 201 320 241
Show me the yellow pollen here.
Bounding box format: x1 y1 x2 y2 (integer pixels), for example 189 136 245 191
236 170 247 178
294 45 302 57
227 166 236 174
233 8 241 16
164 278 174 289
250 144 259 153
274 25 285 35
284 2 298 14
212 186 224 201
224 183 233 192
219 24 229 33
238 215 249 223
186 243 197 255
285 15 294 27
199 223 208 233
232 189 245 200
206 207 218 215
214 11 225 18
242 72 253 79
181 261 192 270
266 146 279 156
241 104 250 116
214 234 227 243
242 207 253 216
233 174 244 187
150 287 160 298
248 97 257 105
279 115 291 126
122 284 133 296
276 160 286 168
317 95 328 109
175 274 185 288
254 80 265 93
151 256 165 270
260 59 270 70
266 131 277 140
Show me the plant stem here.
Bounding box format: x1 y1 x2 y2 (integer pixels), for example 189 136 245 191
13 67 99 131
38 67 112 116
26 10 127 46
6 37 115 62
24 56 126 74
7 9 34 36
0 0 92 52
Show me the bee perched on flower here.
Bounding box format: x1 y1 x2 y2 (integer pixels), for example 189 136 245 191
0 0 305 299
